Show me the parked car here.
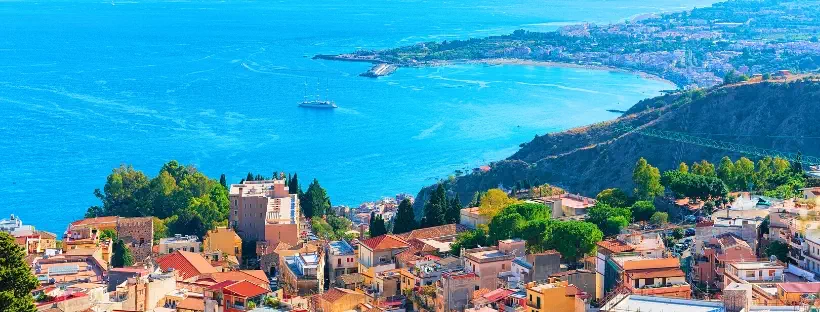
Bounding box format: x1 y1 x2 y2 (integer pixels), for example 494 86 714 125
685 228 696 237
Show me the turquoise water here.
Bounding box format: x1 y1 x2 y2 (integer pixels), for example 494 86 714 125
0 0 715 234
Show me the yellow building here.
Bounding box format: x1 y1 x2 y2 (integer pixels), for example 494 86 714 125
37 231 58 250
399 268 416 293
315 288 366 312
777 283 820 305
203 227 243 262
525 279 585 312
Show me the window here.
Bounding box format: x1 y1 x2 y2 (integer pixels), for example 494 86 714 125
338 259 342 266
140 238 145 245
634 279 640 288
235 246 240 254
646 278 654 286
769 270 775 277
475 285 480 291
537 297 541 309
746 271 756 278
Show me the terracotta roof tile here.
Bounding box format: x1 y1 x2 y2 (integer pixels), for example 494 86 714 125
70 216 119 227
360 234 409 251
622 258 679 271
397 224 467 241
779 282 820 293
223 280 269 298
628 268 685 279
156 250 217 280
203 270 270 290
176 297 205 311
597 239 634 253
320 287 362 303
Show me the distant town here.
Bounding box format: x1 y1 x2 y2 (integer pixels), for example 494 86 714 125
4 151 820 312
318 0 820 89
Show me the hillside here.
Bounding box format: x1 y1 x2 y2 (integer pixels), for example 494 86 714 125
414 79 820 214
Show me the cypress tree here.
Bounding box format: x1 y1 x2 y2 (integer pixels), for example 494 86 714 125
111 239 134 268
422 184 447 227
393 199 416 234
446 196 462 224
219 174 227 189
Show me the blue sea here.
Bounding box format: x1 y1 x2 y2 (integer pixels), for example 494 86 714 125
0 0 717 234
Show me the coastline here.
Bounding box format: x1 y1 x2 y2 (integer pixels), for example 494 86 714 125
468 58 678 88
316 55 679 88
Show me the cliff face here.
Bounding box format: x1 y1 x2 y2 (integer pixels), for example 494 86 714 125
414 80 820 214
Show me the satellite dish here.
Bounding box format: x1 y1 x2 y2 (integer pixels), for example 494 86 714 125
770 255 778 263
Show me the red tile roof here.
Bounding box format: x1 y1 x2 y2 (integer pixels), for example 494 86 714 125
223 280 269 298
203 270 270 290
70 216 119 227
779 282 820 293
397 224 467 241
628 268 685 279
156 250 217 280
360 234 409 251
622 258 679 271
483 288 514 302
177 297 205 311
597 239 634 253
319 287 361 303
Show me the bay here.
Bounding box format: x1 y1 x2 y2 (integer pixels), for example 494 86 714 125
0 0 715 234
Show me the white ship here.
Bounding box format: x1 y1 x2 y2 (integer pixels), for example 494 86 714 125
299 79 337 109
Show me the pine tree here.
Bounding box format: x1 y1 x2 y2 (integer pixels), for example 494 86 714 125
246 172 254 182
289 174 300 194
370 214 387 237
422 184 447 227
111 239 134 268
301 179 330 218
219 174 227 189
393 199 416 234
446 196 462 224
0 233 38 312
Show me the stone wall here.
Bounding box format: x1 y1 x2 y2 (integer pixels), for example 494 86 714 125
117 217 154 262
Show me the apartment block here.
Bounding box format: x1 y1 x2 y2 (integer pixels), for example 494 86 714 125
229 180 300 248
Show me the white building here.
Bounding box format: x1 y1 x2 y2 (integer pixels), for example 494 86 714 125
0 214 35 236
326 240 357 283
724 260 785 283
158 234 201 255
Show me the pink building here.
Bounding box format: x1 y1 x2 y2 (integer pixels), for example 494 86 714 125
229 180 300 249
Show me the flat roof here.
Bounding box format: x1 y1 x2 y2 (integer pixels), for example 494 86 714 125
729 261 784 270
603 295 723 312
328 240 354 256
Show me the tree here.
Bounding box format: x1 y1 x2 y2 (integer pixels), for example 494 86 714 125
0 232 38 312
766 241 789 262
99 229 117 241
88 165 152 218
692 160 716 177
604 216 629 236
111 239 134 268
630 201 656 222
301 179 330 218
450 229 488 256
632 158 664 200
152 217 168 243
586 203 632 236
393 199 416 234
546 221 602 263
369 212 387 237
734 157 755 191
717 156 735 188
477 189 517 219
219 174 227 189
596 188 631 208
488 212 525 243
422 184 448 227
672 228 684 240
288 173 300 194
678 162 689 173
650 212 669 226
446 197 463 224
